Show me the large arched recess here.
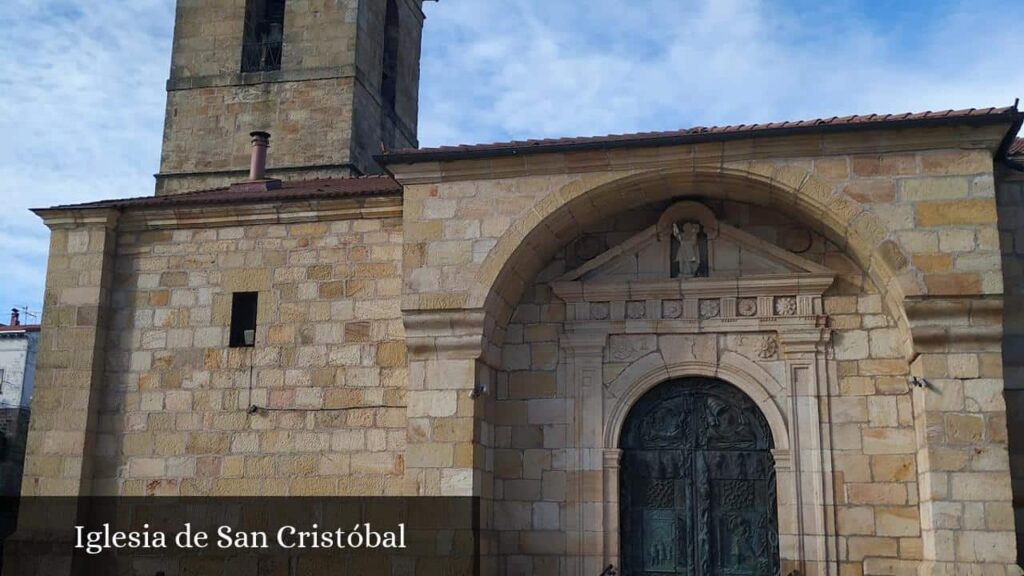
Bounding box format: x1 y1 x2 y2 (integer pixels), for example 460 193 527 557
471 165 914 355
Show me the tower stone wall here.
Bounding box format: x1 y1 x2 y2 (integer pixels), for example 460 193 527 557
157 0 424 195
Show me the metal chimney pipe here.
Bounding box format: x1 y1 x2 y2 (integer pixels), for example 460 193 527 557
249 131 271 180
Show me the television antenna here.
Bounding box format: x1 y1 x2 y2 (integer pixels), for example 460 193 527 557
12 305 39 323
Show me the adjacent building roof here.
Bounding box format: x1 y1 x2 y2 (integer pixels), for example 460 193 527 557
1009 137 1024 157
0 325 40 334
381 106 1022 164
35 176 402 213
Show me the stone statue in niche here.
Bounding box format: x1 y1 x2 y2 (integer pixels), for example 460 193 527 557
672 221 709 278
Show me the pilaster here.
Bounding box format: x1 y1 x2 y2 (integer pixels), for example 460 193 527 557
906 298 1020 575
402 309 487 496
21 209 119 498
560 331 608 576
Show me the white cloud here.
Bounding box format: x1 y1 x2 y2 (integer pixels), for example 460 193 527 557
0 0 174 314
418 0 1023 146
2 0 1021 313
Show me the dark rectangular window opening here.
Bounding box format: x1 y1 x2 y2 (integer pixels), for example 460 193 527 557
241 0 286 73
229 292 259 347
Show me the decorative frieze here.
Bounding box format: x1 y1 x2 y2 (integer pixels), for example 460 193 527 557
556 292 827 327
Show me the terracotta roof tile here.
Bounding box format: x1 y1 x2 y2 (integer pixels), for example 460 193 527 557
1009 138 1024 157
382 106 1021 163
0 325 40 333
38 176 402 212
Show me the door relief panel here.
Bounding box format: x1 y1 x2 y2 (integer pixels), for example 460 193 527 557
620 378 779 576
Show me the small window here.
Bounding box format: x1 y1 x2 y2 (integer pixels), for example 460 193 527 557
229 292 259 347
380 0 400 111
241 0 286 73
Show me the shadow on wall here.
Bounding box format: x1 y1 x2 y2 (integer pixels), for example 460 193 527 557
997 165 1024 568
0 407 30 572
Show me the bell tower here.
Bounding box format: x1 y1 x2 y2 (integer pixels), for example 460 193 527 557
156 0 424 194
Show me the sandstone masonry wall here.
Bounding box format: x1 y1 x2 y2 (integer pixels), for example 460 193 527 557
90 217 407 496
395 129 1018 574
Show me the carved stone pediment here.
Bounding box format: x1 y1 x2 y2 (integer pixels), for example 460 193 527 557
550 201 834 329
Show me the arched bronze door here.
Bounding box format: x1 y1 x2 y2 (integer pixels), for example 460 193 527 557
619 378 779 576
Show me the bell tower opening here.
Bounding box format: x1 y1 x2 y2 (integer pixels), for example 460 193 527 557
381 0 400 112
240 0 286 73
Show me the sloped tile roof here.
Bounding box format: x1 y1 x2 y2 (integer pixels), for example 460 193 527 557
381 106 1021 163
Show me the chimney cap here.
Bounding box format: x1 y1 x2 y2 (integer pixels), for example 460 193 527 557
250 130 271 139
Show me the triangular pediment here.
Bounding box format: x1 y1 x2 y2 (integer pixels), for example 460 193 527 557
551 201 835 303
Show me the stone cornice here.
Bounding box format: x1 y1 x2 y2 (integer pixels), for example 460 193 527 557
166 64 357 91
778 328 832 357
905 296 1003 352
387 124 1009 184
35 208 120 231
562 317 827 336
37 196 403 232
551 274 835 302
402 309 486 360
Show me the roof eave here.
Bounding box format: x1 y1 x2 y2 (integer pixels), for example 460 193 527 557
33 182 404 214
378 109 1023 165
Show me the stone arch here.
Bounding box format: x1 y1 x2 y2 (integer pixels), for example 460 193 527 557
472 166 914 355
655 199 720 240
603 353 790 453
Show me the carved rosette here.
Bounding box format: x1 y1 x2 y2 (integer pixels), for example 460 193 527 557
773 296 797 316
662 300 683 319
699 299 721 319
626 301 646 319
591 302 610 320
737 298 757 317
757 336 778 359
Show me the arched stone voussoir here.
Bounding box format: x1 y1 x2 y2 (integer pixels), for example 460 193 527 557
603 352 790 452
470 165 911 353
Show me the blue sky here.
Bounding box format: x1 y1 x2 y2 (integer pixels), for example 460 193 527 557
2 0 1022 318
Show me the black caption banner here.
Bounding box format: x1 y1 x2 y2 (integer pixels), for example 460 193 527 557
0 497 478 576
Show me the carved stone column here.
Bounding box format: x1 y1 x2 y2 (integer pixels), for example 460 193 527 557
603 448 623 571
780 328 839 576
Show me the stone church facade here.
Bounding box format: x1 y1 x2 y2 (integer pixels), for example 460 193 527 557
17 1 1024 575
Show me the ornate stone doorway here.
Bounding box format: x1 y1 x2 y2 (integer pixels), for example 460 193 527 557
619 378 779 576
